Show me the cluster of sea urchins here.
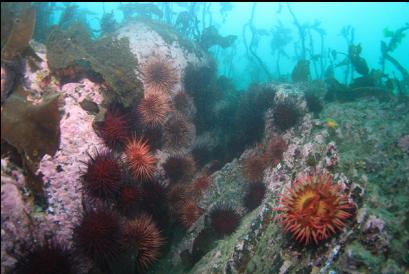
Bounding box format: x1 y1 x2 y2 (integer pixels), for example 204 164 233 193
10 52 356 274
77 145 165 271
275 173 354 245
72 55 205 271
241 135 288 184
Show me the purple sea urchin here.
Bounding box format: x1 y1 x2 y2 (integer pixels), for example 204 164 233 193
74 208 123 263
273 100 302 131
81 150 122 201
209 204 241 237
13 241 77 274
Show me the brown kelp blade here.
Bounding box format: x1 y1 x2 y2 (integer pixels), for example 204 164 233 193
1 7 36 61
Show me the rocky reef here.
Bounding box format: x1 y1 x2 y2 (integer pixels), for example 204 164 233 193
175 88 409 274
1 6 409 274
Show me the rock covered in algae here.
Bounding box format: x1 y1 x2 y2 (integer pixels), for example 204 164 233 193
1 159 33 273
46 23 142 107
115 18 210 96
170 82 408 274
45 19 210 108
398 134 409 154
151 84 360 274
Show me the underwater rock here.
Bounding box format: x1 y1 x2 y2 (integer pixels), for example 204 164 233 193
360 215 390 255
115 19 210 97
46 23 142 107
168 83 362 274
1 163 33 274
1 176 31 231
36 79 105 247
1 4 408 273
46 19 210 109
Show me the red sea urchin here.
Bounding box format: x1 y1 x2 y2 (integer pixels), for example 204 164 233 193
241 152 267 183
192 175 212 196
264 135 288 166
125 137 157 181
179 199 204 229
141 56 178 93
81 150 122 201
275 173 354 245
138 92 171 127
98 108 131 149
209 204 241 237
74 208 123 264
124 214 166 271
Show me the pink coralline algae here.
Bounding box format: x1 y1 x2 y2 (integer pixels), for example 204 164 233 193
398 135 409 155
1 170 32 273
320 142 338 170
36 79 106 246
361 215 390 255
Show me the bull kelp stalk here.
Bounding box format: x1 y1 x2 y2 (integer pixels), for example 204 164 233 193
160 2 174 25
202 2 213 34
270 22 292 78
340 25 355 84
287 3 306 60
307 21 327 79
242 3 272 80
307 27 319 79
189 3 201 40
381 24 409 84
224 44 237 78
317 26 327 79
